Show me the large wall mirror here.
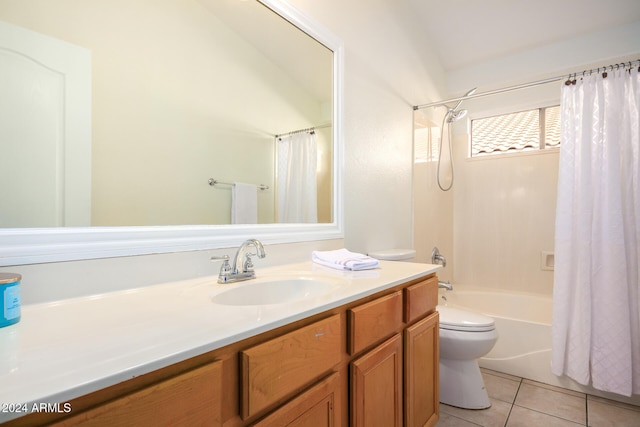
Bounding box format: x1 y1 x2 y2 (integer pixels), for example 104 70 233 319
0 0 343 266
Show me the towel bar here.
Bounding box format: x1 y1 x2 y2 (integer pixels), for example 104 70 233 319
208 178 269 191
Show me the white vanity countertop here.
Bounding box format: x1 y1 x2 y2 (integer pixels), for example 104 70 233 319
0 260 440 422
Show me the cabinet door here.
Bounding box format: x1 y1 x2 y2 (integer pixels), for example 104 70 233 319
404 311 439 427
253 372 341 427
52 361 223 427
351 334 403 427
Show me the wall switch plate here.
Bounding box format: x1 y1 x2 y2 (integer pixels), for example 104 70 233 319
540 251 554 271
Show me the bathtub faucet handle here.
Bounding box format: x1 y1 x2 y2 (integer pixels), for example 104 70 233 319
432 246 447 268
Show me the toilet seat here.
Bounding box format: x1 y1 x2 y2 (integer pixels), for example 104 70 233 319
437 306 495 332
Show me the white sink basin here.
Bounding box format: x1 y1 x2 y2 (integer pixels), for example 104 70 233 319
211 277 336 306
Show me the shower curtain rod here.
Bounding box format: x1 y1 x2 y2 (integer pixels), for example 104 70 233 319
413 59 640 111
275 123 331 139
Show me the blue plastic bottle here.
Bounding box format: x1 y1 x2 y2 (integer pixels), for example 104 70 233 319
1 273 21 328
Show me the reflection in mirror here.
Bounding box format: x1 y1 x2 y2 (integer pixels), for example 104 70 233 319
0 0 333 227
0 0 343 267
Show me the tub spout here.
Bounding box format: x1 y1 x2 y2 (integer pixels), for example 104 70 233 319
438 280 453 291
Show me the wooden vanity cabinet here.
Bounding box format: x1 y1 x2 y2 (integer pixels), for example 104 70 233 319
350 313 439 427
3 274 438 427
349 274 440 427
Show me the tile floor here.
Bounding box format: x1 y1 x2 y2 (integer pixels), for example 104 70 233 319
436 368 640 427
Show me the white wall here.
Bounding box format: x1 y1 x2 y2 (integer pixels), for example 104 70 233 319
453 136 559 295
288 0 446 255
412 110 453 282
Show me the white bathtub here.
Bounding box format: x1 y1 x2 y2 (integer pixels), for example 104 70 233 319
438 286 551 381
439 285 640 405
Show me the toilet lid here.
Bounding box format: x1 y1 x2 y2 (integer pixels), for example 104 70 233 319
367 249 416 261
437 306 495 332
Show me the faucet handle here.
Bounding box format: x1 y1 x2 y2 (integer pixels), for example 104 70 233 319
210 254 229 262
431 247 447 267
211 255 232 283
243 253 255 273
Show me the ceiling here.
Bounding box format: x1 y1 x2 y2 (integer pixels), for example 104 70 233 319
407 0 640 72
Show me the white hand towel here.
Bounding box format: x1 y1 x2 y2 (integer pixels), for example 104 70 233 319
312 248 380 271
232 182 257 224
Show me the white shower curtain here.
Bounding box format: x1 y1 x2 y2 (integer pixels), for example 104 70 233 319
276 132 318 223
552 67 640 396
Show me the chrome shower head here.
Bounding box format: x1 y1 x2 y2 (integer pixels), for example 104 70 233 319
446 87 476 123
451 87 477 112
446 109 468 123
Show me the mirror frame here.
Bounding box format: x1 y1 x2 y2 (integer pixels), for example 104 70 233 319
0 0 344 266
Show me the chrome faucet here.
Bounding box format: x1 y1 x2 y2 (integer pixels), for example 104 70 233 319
431 246 447 268
211 239 266 283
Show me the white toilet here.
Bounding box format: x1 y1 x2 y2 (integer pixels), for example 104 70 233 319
367 249 497 409
437 305 498 409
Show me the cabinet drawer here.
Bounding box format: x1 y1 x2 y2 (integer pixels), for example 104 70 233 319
52 361 223 426
348 291 402 355
241 314 342 419
404 276 438 324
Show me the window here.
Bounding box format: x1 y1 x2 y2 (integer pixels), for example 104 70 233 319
471 105 560 157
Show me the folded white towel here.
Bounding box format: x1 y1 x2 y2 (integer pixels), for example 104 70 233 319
312 248 380 271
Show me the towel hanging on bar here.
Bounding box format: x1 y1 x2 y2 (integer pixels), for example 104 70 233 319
231 182 257 224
